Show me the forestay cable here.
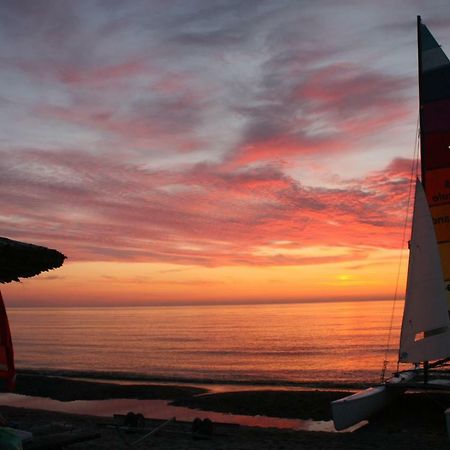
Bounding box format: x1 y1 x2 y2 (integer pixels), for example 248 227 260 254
380 118 420 382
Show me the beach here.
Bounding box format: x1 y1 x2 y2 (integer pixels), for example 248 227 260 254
1 373 449 449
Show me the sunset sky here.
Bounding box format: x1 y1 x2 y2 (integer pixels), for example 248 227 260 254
2 0 450 306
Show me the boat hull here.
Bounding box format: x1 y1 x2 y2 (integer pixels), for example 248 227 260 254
331 386 388 431
332 371 416 430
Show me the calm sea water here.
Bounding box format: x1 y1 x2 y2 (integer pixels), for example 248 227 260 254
7 300 405 385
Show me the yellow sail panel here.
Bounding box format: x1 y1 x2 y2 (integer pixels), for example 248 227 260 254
430 204 450 242
425 167 450 206
438 243 450 280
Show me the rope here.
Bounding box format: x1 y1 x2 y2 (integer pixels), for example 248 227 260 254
380 118 420 382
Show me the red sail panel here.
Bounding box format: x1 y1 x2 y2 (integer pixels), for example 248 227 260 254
422 131 450 170
420 23 450 305
422 100 450 133
0 292 15 391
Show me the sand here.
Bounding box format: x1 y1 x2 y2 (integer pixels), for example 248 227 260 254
1 373 450 449
15 373 206 401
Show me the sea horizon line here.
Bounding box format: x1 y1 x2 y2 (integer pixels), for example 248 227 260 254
6 296 404 308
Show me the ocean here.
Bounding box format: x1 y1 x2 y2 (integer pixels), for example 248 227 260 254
8 300 405 386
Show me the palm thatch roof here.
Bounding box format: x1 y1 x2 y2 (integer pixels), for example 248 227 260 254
0 237 66 283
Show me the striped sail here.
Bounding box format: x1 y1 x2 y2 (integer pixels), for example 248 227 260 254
419 19 450 307
398 18 450 363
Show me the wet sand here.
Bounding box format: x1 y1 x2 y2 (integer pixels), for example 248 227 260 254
2 373 450 449
15 373 206 401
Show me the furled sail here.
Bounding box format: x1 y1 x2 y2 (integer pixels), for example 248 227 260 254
419 19 450 308
399 180 450 363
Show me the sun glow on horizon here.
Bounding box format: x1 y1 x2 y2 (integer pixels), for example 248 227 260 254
2 243 407 307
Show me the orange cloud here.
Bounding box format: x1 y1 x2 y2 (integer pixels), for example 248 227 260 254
0 148 413 271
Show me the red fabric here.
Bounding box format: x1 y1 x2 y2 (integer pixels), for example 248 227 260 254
0 291 15 391
423 100 450 134
423 131 450 171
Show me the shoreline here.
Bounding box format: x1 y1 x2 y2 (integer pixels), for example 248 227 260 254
17 367 374 391
10 373 350 423
1 373 450 449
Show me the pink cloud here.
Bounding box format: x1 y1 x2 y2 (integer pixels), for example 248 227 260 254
36 87 207 153
232 64 412 163
0 149 412 267
58 60 148 85
231 135 339 165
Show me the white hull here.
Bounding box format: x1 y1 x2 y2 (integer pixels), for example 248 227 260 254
331 386 388 430
332 371 416 430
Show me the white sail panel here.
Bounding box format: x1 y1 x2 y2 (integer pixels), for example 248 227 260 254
399 180 450 363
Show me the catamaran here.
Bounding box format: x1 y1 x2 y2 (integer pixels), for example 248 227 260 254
332 16 450 431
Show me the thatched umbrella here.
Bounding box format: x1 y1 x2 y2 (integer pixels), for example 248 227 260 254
0 237 66 283
0 237 66 391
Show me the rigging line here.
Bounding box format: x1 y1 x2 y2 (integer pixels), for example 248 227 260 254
381 116 420 382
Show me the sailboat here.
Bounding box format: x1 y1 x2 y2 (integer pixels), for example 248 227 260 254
332 16 450 431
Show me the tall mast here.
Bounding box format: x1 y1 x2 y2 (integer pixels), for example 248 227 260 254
417 15 425 187
416 15 429 380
